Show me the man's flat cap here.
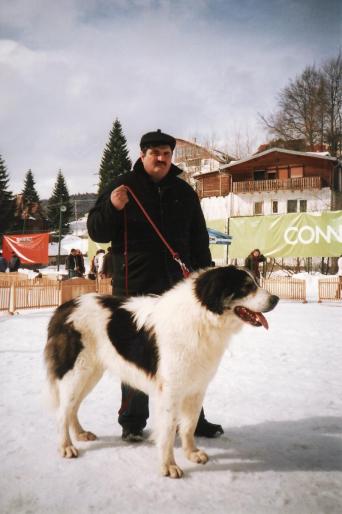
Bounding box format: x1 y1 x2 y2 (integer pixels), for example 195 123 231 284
140 129 176 151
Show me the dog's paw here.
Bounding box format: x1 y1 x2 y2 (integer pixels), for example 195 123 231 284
60 445 78 458
188 449 209 464
76 431 97 442
161 463 184 479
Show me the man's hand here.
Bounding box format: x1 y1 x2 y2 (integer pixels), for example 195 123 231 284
110 185 129 210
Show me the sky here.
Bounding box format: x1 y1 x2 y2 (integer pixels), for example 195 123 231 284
0 0 341 198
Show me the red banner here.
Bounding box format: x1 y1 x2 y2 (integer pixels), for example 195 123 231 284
2 233 49 265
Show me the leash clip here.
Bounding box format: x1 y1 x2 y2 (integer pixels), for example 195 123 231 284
173 254 191 279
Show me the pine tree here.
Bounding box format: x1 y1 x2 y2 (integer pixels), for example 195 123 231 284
47 170 72 235
0 154 15 239
22 169 40 204
98 118 132 194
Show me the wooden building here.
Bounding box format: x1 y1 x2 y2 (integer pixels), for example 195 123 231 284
195 148 342 217
174 138 233 186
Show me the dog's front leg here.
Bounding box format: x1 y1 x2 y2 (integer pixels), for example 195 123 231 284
154 390 183 478
179 394 209 465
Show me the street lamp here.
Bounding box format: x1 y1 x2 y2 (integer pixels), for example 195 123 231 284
57 204 67 271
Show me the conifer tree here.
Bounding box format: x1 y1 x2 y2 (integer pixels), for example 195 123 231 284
47 170 72 235
98 118 132 194
22 169 40 204
0 154 15 239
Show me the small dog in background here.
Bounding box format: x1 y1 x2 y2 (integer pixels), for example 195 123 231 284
44 265 278 478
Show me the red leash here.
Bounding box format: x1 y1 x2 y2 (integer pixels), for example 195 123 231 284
123 185 190 296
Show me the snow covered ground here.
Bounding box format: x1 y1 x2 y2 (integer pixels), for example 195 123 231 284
1 299 341 514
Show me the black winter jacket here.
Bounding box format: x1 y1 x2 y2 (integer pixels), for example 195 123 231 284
87 159 211 296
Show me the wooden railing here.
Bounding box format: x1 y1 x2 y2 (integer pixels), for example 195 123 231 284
97 278 112 294
3 275 340 311
0 272 29 282
261 277 307 302
0 276 114 313
232 176 322 194
318 278 341 302
12 281 61 310
0 282 11 311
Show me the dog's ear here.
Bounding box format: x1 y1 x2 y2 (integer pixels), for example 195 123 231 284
195 267 237 314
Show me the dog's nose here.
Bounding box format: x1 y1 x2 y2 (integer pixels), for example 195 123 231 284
270 295 279 308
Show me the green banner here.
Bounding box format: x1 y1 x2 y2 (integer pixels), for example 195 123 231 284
88 239 110 262
207 219 227 262
228 211 342 258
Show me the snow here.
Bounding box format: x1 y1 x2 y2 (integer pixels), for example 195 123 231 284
1 299 342 514
49 234 88 257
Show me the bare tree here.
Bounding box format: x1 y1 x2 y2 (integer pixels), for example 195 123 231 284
322 52 342 156
260 65 324 149
259 53 342 155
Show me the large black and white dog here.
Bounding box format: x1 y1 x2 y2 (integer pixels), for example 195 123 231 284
44 265 278 478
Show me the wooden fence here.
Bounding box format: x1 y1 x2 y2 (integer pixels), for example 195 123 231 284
0 276 113 313
0 272 29 282
318 278 342 302
3 274 340 311
261 277 307 302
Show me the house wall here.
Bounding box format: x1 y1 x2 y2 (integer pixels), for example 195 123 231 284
200 188 332 220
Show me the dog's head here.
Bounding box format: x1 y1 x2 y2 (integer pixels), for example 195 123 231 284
194 265 278 329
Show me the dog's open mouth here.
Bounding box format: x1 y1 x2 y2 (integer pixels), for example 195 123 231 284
234 306 269 329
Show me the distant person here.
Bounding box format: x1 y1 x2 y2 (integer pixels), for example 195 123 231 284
336 254 342 299
65 249 78 279
33 269 43 281
9 252 20 272
101 247 113 278
75 249 85 277
0 251 8 272
245 248 266 283
93 249 105 276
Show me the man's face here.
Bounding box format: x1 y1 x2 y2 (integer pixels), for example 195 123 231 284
141 145 172 182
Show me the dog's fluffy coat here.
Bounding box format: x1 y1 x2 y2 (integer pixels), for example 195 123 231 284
44 266 278 478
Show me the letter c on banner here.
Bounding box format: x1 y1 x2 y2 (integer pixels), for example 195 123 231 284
284 226 298 245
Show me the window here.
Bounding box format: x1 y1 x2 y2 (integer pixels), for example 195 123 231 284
254 201 263 215
290 166 304 178
254 170 266 180
287 200 297 213
299 200 307 212
272 201 278 213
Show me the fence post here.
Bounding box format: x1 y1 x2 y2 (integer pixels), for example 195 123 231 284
9 284 15 314
58 281 63 306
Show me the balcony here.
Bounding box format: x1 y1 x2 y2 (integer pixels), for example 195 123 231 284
232 176 322 193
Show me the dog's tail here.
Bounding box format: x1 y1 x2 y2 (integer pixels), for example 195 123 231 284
42 341 60 410
43 373 60 410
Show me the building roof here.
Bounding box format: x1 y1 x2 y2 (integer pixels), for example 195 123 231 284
175 138 233 163
221 147 337 171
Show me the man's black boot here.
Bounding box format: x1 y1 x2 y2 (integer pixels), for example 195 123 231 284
194 408 224 438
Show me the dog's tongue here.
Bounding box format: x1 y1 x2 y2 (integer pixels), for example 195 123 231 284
234 306 269 330
255 312 269 330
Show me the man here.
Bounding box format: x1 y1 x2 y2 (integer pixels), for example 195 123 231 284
65 249 78 279
0 251 8 272
337 254 342 299
87 129 223 442
101 247 113 278
9 252 20 272
75 249 85 277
